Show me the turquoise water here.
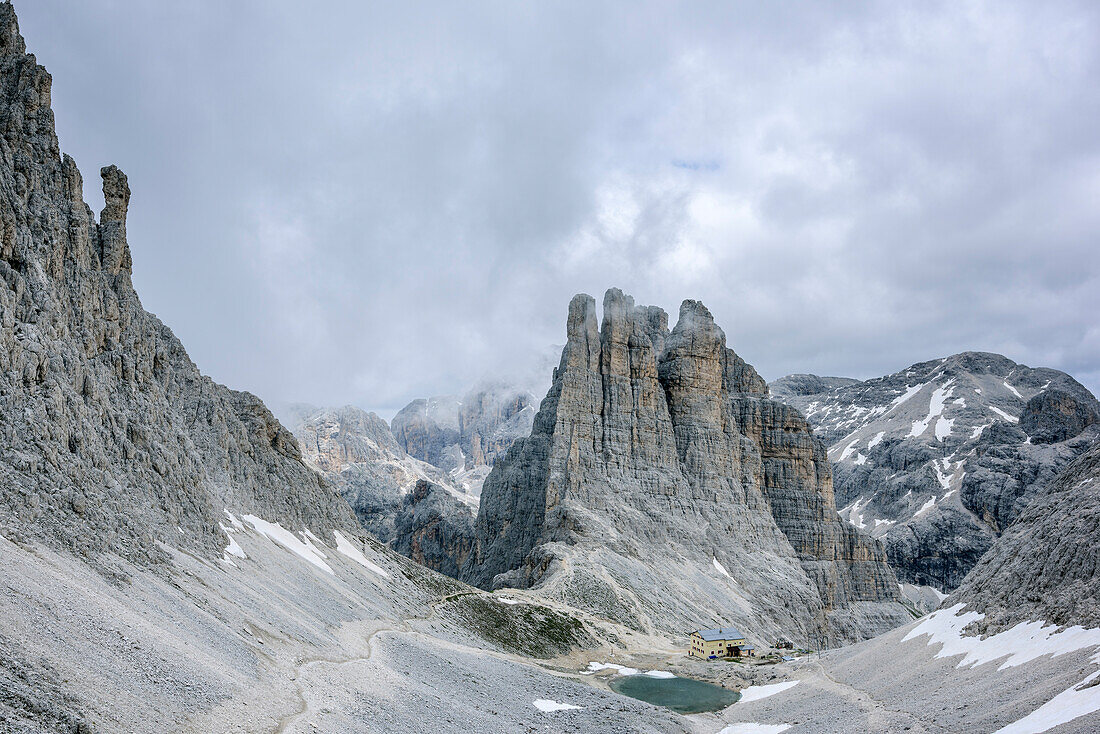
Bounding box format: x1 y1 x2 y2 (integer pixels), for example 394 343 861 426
608 674 741 714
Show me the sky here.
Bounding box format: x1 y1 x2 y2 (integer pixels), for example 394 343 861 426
14 0 1100 418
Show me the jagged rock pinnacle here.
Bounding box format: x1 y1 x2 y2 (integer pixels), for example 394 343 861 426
99 165 131 275
464 286 908 646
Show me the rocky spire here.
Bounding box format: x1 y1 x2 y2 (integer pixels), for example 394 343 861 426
0 3 25 59
559 292 600 374
464 287 909 645
98 165 132 276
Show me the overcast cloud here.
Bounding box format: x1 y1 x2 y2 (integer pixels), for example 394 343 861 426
16 1 1100 417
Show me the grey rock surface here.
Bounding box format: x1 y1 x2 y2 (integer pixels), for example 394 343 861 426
393 479 476 577
391 381 536 479
292 405 476 543
951 437 1100 630
2 6 1099 732
771 352 1100 592
0 4 362 571
462 288 910 646
721 614 1100 733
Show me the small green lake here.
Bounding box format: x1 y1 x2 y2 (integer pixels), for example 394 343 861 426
608 674 741 714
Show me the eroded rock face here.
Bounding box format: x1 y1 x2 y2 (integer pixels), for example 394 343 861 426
462 289 908 646
772 352 1100 592
393 480 476 578
391 384 535 475
1020 389 1099 444
952 438 1100 630
0 5 360 569
292 405 477 543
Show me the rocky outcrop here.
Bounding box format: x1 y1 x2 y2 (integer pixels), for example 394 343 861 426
772 352 1100 592
390 397 462 469
951 438 1100 630
391 383 535 478
393 480 476 577
462 289 909 646
0 4 362 570
1020 389 1100 444
292 405 476 543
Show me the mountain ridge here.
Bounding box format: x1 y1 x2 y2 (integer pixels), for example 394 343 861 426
771 351 1100 591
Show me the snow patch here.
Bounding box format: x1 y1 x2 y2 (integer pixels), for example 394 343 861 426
333 530 390 578
868 431 886 449
737 681 800 703
533 699 582 712
496 597 520 605
993 670 1100 733
989 406 1019 423
854 453 868 466
911 381 955 438
219 523 246 560
903 604 1100 671
713 557 733 578
1003 380 1023 399
302 529 329 557
585 662 640 676
583 661 673 679
840 497 870 529
838 439 860 462
933 458 959 491
719 724 791 734
242 515 333 574
914 496 936 517
888 383 925 413
934 417 954 441
970 424 989 440
905 604 1100 732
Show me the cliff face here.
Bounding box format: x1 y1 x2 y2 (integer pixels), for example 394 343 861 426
773 352 1100 592
391 383 535 483
951 438 1100 631
462 289 908 645
292 404 477 545
0 4 359 569
393 479 476 578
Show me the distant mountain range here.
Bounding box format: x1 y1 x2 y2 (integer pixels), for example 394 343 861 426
772 352 1099 591
286 382 537 575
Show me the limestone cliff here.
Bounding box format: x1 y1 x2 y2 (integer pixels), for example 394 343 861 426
951 438 1100 630
462 289 909 645
0 4 361 570
393 479 476 578
390 382 535 493
292 404 477 545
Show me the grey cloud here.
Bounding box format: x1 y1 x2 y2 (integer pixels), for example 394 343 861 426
15 0 1100 416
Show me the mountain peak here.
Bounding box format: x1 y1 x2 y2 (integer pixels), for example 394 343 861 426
0 3 25 58
464 287 907 645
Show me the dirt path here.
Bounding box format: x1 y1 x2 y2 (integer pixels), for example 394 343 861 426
272 589 488 733
792 658 948 733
